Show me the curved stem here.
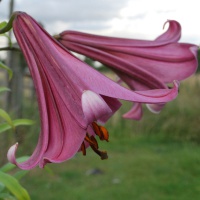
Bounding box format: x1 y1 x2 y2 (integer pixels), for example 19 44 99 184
0 12 16 34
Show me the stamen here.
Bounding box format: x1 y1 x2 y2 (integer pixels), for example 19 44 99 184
81 142 86 156
92 122 102 138
99 126 109 142
84 133 98 148
90 145 108 160
80 122 109 160
92 122 109 141
90 135 99 149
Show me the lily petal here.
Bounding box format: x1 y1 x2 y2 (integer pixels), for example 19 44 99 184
82 90 113 124
123 103 143 120
59 21 181 47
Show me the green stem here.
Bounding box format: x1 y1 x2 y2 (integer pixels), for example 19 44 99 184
0 46 21 52
0 12 16 34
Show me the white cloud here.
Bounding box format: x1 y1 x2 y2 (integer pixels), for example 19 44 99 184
0 0 200 44
106 0 200 43
12 0 129 32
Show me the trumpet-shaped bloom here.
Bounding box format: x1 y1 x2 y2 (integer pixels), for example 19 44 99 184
8 12 178 169
57 20 198 120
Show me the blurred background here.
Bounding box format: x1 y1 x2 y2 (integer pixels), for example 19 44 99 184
0 0 200 199
1 0 200 44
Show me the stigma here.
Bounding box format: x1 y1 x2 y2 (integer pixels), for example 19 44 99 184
81 122 109 160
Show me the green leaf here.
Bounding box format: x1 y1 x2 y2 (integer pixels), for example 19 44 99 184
0 123 12 133
0 21 7 29
0 156 29 173
11 119 35 127
0 87 10 93
0 61 13 80
0 119 34 134
0 171 30 200
0 109 14 130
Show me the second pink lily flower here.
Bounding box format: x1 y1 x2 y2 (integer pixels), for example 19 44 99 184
57 21 198 120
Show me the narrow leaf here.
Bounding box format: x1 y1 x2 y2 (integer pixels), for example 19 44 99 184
0 123 10 133
0 119 34 134
0 156 29 173
12 119 35 126
0 171 30 200
0 87 10 93
0 61 13 80
0 108 14 130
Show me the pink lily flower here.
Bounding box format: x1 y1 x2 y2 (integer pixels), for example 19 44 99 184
56 20 198 120
7 12 178 170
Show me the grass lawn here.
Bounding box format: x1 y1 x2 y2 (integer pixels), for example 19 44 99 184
21 135 200 200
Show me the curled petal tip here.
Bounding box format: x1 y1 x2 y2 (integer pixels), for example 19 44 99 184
173 80 180 88
163 19 179 29
157 20 181 42
163 20 169 30
7 142 18 164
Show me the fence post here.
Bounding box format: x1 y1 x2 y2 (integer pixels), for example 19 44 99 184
6 45 26 117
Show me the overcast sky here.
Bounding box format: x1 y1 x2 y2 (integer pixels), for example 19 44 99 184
0 0 200 46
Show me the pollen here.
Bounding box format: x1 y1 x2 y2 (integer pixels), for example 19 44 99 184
92 122 109 142
81 122 109 160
